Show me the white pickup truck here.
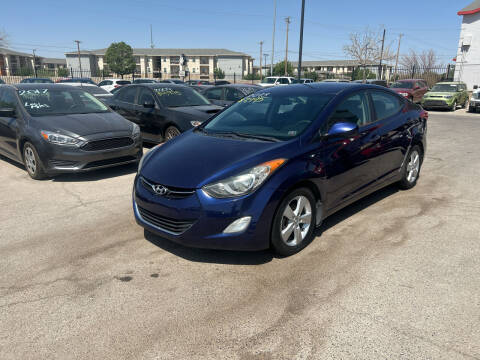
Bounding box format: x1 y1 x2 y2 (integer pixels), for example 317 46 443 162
258 76 296 88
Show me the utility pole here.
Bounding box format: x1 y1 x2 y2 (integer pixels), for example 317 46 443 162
271 0 277 75
297 0 306 81
32 49 38 78
378 28 386 80
74 40 82 77
150 24 154 49
284 16 291 76
394 33 403 79
259 41 264 80
264 53 269 75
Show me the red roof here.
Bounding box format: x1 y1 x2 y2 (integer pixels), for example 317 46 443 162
458 1 480 15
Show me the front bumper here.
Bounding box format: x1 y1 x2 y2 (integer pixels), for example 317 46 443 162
132 175 278 251
39 137 143 174
422 98 454 109
469 101 480 112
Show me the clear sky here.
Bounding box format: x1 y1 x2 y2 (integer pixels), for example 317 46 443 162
2 0 465 65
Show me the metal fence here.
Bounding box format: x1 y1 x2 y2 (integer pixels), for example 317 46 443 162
390 65 455 87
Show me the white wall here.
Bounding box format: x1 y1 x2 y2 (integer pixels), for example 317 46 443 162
455 11 480 89
217 56 243 76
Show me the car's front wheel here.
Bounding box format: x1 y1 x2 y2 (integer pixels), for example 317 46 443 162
271 188 317 256
23 142 47 180
451 100 457 111
164 126 181 141
398 145 423 190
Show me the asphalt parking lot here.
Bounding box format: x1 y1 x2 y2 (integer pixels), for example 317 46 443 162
1 111 479 360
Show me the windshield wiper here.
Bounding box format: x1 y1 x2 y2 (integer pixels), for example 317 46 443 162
209 131 280 142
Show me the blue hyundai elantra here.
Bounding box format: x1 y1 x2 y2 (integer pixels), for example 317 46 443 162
133 83 427 256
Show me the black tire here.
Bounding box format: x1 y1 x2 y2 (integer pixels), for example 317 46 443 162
164 126 181 141
398 145 423 190
270 187 317 256
23 142 47 180
451 100 457 111
463 98 469 109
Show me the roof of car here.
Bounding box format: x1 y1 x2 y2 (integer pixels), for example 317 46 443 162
259 82 382 96
214 84 260 88
395 79 425 82
9 83 89 91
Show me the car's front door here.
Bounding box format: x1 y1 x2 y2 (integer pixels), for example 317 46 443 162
320 90 382 210
135 87 164 142
0 88 20 160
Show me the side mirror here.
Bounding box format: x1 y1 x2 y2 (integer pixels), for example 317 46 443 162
143 101 155 108
326 122 359 138
414 86 420 90
474 85 478 90
0 108 16 117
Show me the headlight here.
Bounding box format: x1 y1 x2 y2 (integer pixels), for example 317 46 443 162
190 121 202 127
132 123 141 139
399 92 409 97
202 159 286 198
40 130 79 146
444 95 453 99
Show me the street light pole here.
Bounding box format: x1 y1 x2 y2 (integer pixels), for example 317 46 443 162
32 49 38 78
264 53 269 75
259 41 264 80
271 0 276 76
284 16 291 76
378 28 386 80
74 40 82 78
297 0 305 81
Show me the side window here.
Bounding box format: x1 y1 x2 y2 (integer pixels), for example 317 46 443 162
0 89 18 110
279 78 289 84
225 88 241 101
137 88 156 105
205 88 222 100
98 81 106 86
370 91 403 121
326 92 371 130
118 86 137 103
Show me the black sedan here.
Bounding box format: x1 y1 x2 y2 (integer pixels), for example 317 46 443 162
202 84 261 106
108 84 222 142
0 84 142 179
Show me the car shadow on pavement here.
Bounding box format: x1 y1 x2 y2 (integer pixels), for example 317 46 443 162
314 184 400 237
144 230 274 265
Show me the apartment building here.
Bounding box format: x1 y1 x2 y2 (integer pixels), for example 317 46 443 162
65 48 253 79
0 47 67 76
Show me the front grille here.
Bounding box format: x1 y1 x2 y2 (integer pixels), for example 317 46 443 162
49 159 78 167
81 137 134 151
137 205 195 234
140 176 195 199
424 100 447 107
84 156 137 169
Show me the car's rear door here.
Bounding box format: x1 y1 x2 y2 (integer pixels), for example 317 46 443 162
110 86 138 122
0 88 20 160
368 89 408 181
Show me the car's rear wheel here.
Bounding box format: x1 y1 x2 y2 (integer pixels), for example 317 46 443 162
271 188 317 256
23 142 47 180
398 145 423 190
164 126 181 141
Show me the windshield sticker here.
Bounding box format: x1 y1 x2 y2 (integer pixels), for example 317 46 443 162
154 88 181 96
24 102 50 109
238 92 270 103
288 130 297 136
18 89 49 96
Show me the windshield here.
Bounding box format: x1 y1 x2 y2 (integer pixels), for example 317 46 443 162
81 86 110 95
262 78 277 84
473 92 480 99
153 86 210 107
18 88 109 116
22 78 53 84
431 84 458 92
391 81 413 89
202 91 332 141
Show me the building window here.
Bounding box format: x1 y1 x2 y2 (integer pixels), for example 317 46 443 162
170 56 180 64
200 56 209 65
192 68 196 73
164 68 167 73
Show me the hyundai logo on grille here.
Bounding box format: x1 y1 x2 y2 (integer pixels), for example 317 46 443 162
152 184 168 195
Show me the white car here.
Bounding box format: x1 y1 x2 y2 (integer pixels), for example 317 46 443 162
97 78 131 92
468 88 480 112
60 82 113 103
258 76 296 88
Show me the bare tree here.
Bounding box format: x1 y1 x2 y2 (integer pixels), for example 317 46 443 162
343 27 395 81
0 29 8 48
401 49 441 69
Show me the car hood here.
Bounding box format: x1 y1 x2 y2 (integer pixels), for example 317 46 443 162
30 111 133 137
258 83 274 87
424 92 455 97
141 131 289 188
168 105 222 121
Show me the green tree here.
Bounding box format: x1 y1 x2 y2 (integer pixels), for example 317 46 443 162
243 73 261 80
213 68 225 79
272 61 294 76
352 67 376 80
57 68 69 77
104 42 136 78
304 71 318 81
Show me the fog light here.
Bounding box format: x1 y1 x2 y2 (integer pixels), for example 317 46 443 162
223 216 251 234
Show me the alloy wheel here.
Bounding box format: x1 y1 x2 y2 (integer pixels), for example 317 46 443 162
406 150 420 183
24 146 37 174
280 195 312 246
165 127 181 141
